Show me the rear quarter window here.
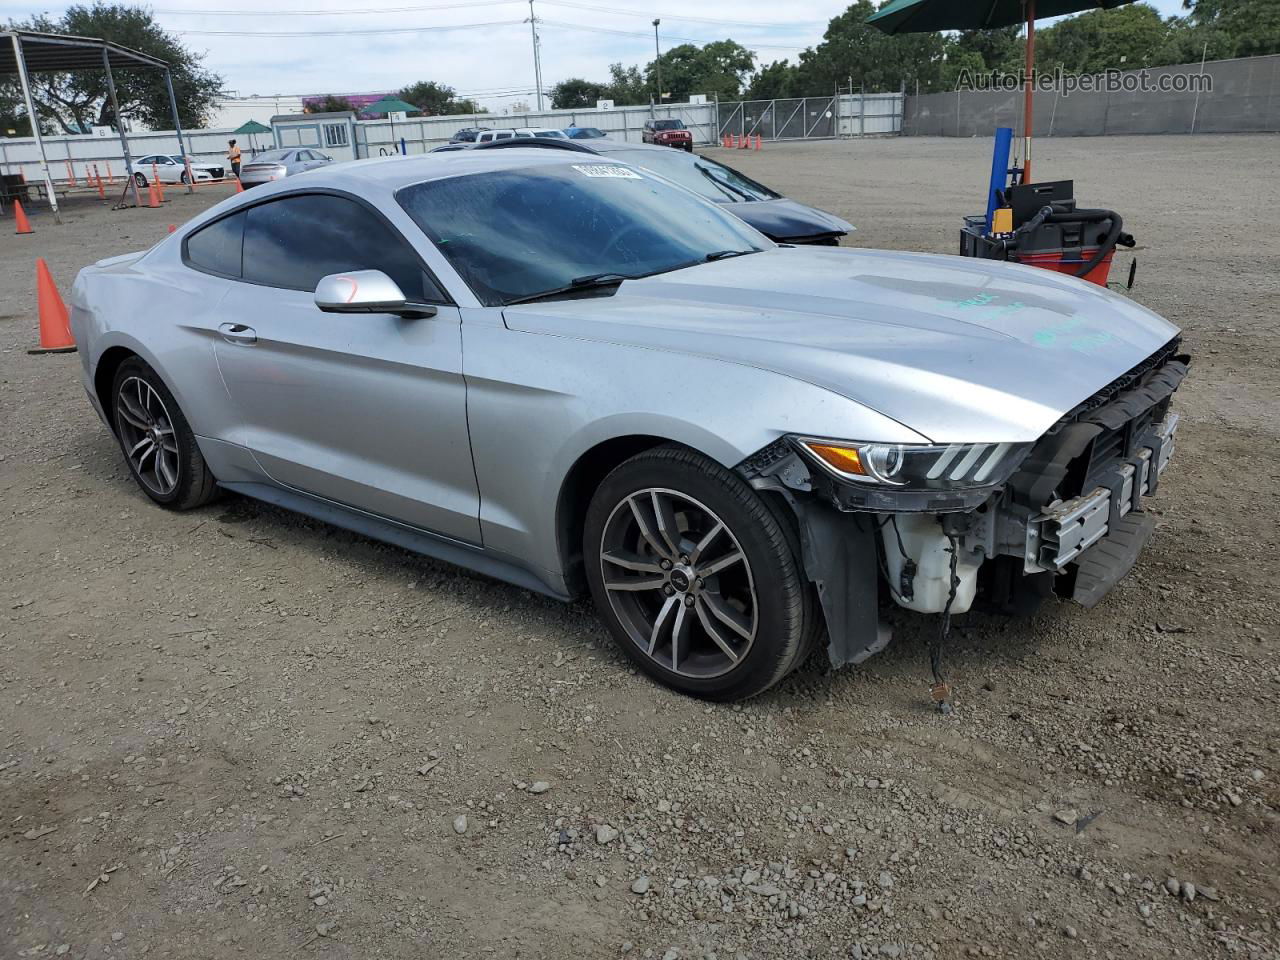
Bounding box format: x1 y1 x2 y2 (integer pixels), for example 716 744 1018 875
183 211 246 278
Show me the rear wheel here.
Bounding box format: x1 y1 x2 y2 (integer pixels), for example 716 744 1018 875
133 171 147 187
111 357 218 510
180 171 191 184
584 445 810 700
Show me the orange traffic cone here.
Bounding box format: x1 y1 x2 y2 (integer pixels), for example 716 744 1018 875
234 177 244 194
94 166 106 199
28 258 76 354
152 164 166 202
754 135 762 150
13 199 33 235
148 180 161 208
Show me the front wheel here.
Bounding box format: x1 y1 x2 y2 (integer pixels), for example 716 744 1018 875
584 446 812 701
133 171 147 187
111 356 218 510
180 171 191 184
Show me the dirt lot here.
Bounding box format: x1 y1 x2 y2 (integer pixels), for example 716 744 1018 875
2 135 1278 960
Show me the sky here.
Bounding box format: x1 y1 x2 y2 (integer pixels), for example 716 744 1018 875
2 0 1190 112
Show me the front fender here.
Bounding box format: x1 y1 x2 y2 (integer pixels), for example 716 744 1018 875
462 321 926 585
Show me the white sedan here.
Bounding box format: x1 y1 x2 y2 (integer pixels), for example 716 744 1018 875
127 154 227 186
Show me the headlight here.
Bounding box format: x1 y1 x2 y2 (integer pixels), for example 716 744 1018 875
796 438 1032 491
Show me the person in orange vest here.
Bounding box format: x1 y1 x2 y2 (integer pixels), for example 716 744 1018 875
227 139 242 179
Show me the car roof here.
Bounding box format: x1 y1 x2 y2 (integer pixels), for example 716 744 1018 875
583 140 679 156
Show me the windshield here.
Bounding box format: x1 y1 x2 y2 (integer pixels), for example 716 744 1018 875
652 119 685 130
397 162 767 306
613 150 781 204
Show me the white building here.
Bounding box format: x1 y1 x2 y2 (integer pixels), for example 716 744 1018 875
204 93 307 130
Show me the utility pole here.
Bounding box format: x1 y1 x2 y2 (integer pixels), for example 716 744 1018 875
528 0 544 112
653 19 662 106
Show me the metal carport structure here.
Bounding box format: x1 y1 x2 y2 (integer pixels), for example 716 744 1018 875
2 29 190 221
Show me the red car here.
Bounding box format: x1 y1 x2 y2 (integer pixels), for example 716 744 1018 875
643 118 693 151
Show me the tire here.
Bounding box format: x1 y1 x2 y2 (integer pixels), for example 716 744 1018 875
111 356 218 511
684 143 693 152
584 445 810 701
180 171 190 184
133 171 147 187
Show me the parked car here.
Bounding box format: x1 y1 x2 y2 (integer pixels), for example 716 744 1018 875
470 138 853 245
450 127 491 143
238 148 332 188
590 140 851 245
128 154 225 186
69 150 1187 702
643 118 693 151
564 126 608 139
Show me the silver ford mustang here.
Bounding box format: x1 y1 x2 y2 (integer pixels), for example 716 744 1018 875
69 149 1189 701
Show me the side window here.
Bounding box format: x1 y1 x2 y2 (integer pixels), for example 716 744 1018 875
495 131 513 140
297 150 313 161
241 194 446 302
323 123 349 148
184 210 246 278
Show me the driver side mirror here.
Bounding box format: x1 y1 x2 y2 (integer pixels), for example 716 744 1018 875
314 270 437 318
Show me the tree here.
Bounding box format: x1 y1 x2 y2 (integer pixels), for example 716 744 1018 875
395 80 483 116
304 95 356 114
748 60 802 99
1038 3 1172 74
646 40 756 101
792 1 948 94
602 63 648 105
1168 0 1280 59
950 27 1023 74
6 3 222 133
550 78 606 109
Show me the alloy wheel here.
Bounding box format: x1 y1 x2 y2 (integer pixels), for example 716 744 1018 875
116 375 180 496
599 487 758 678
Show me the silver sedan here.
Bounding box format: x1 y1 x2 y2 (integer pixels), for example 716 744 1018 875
238 147 332 188
69 150 1187 701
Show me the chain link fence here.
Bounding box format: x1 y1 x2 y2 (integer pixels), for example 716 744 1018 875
716 94 904 142
904 53 1280 138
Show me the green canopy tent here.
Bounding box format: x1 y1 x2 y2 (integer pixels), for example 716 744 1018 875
868 0 1136 181
362 96 419 155
234 119 271 156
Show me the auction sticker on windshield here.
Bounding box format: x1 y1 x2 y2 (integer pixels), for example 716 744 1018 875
571 164 643 179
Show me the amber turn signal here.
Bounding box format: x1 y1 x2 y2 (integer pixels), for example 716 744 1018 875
802 441 868 477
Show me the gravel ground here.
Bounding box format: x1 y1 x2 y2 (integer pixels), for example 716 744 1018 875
2 136 1278 960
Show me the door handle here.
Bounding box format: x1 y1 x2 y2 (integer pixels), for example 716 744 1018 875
219 322 257 345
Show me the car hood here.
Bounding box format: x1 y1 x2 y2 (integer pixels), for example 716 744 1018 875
501 246 1180 443
727 198 853 242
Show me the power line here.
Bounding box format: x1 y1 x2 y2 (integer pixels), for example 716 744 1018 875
542 0 819 28
156 0 818 27
158 0 515 15
539 18 810 51
173 13 810 48
174 18 524 37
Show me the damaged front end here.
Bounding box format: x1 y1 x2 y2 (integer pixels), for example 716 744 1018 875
737 339 1191 670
